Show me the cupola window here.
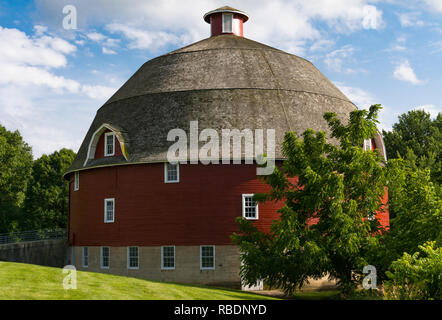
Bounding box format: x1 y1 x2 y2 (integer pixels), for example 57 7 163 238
222 13 233 33
104 132 115 156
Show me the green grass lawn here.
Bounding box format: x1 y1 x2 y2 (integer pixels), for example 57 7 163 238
0 261 278 300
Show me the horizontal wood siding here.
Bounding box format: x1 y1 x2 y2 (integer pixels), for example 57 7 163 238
70 163 283 246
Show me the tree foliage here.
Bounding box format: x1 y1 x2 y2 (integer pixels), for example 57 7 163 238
384 242 441 300
0 125 33 233
382 110 442 184
232 105 388 294
22 148 75 230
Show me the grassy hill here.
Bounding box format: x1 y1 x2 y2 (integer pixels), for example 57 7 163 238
0 261 278 300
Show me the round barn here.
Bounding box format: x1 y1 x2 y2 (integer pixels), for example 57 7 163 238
65 6 389 289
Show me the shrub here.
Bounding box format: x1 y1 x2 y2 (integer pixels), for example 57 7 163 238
384 242 441 300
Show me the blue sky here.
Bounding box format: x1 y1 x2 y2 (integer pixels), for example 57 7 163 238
0 0 441 158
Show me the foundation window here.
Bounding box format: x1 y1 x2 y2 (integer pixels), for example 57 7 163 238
200 245 215 270
82 247 88 268
161 246 175 270
101 246 110 269
127 247 139 269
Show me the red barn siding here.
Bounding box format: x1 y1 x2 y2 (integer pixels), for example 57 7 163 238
69 162 389 247
69 163 284 247
210 13 244 37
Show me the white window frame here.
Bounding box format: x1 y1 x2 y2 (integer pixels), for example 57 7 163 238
200 245 216 270
164 162 180 183
82 246 88 268
100 246 110 269
222 13 233 33
104 132 115 157
104 198 115 223
74 172 79 191
242 194 259 220
364 139 372 152
161 246 175 270
127 246 139 270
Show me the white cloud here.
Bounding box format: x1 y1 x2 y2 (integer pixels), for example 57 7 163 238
335 82 376 109
310 39 335 52
423 0 442 12
393 60 425 85
87 32 106 42
106 23 181 50
388 36 407 51
335 82 397 132
0 25 121 157
35 0 384 55
413 104 441 118
81 85 116 100
325 45 357 73
397 12 424 27
102 47 117 55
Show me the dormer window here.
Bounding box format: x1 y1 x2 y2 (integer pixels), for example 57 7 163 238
105 132 115 156
222 13 233 33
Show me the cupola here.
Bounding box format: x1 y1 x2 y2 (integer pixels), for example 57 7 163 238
203 6 249 37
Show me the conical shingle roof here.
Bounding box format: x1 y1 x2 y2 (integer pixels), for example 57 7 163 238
67 35 356 174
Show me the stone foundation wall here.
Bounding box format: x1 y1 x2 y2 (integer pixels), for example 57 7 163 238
0 240 68 267
72 245 242 288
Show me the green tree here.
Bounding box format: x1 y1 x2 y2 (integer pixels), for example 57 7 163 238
232 105 388 295
0 125 33 233
384 242 441 300
23 148 75 230
372 158 442 282
382 110 442 184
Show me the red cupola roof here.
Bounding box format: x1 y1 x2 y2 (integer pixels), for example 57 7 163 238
203 6 249 37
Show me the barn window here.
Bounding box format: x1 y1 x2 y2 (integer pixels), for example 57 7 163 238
364 139 372 152
242 194 258 220
161 246 175 270
82 247 88 268
104 198 115 223
104 132 115 156
74 172 79 191
101 247 110 269
222 13 233 33
200 245 215 270
164 162 179 183
127 247 139 269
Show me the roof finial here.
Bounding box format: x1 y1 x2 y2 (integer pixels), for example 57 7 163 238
203 6 249 37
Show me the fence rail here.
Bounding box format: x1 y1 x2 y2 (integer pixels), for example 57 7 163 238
0 229 66 245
